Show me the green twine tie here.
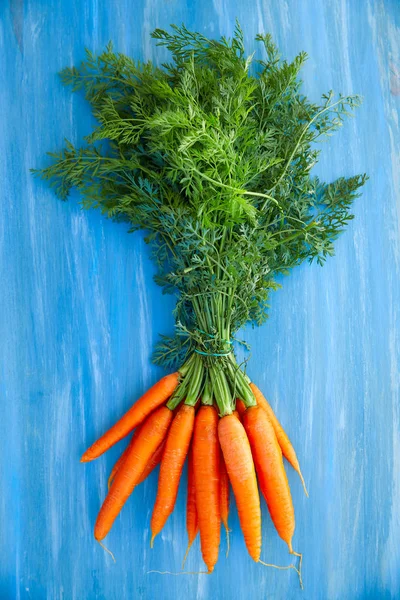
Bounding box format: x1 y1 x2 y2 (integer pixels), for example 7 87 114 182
194 329 233 357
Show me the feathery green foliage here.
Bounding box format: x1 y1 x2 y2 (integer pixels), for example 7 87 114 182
33 23 367 374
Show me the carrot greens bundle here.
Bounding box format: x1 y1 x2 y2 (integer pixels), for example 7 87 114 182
34 22 367 581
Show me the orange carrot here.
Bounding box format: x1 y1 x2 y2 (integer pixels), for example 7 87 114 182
193 405 220 573
243 405 295 551
151 404 195 544
108 405 180 489
107 428 140 490
81 372 179 463
218 414 261 562
94 406 173 541
236 399 246 418
250 383 308 495
137 438 166 485
108 427 168 489
219 450 230 556
233 409 241 422
183 445 198 566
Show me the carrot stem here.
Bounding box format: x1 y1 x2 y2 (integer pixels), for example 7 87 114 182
186 355 204 406
226 360 256 408
209 363 232 416
201 372 213 406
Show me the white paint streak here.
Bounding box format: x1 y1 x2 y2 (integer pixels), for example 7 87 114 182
381 285 400 590
135 248 153 388
367 0 400 268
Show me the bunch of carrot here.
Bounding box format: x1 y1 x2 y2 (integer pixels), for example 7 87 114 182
82 367 307 580
34 22 367 590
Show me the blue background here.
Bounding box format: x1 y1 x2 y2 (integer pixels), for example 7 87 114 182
1 1 400 598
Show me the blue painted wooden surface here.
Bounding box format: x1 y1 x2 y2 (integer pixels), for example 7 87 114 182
1 1 400 598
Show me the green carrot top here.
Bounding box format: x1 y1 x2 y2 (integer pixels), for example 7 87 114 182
33 21 367 368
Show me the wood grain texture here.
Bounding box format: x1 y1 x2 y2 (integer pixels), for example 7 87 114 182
1 0 399 598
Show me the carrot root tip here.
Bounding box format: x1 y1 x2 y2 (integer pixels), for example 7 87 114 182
258 559 295 570
150 534 156 548
258 558 301 587
299 473 309 497
147 570 209 576
182 541 193 570
224 525 230 558
289 549 304 589
97 540 116 563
